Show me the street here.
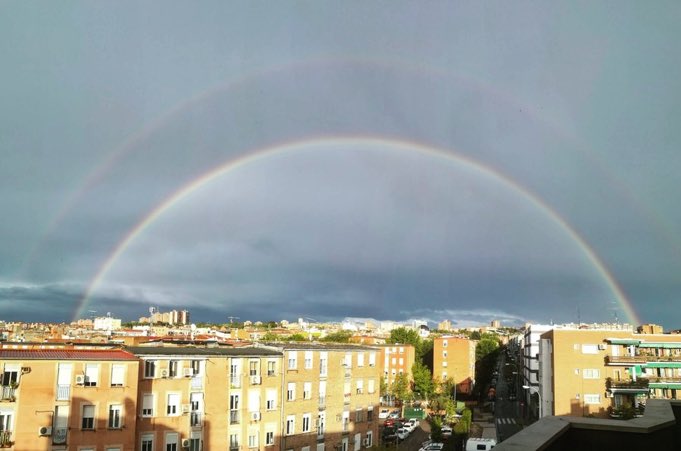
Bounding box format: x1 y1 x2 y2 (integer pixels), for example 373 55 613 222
493 351 524 442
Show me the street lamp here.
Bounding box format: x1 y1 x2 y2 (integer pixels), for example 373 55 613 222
522 385 542 419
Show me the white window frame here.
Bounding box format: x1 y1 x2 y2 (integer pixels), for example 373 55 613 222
84 364 99 387
288 351 297 370
286 415 295 435
108 403 122 429
287 382 296 401
583 369 601 379
82 404 95 430
110 364 125 387
141 393 154 417
144 360 157 379
167 393 180 416
303 382 312 400
302 413 311 433
305 351 313 369
584 394 601 404
369 352 376 367
141 434 154 451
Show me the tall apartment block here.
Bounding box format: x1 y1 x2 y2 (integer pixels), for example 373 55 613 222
539 326 681 418
129 346 283 451
375 344 415 388
270 344 381 451
431 336 476 395
0 347 139 450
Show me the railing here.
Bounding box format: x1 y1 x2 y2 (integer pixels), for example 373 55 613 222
190 412 203 428
606 377 649 389
649 377 681 384
230 410 240 424
318 396 326 409
607 355 681 364
230 376 241 388
56 384 70 401
344 393 351 404
0 431 12 448
0 385 16 401
53 427 68 445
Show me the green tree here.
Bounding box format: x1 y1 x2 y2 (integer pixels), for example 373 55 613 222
412 361 434 400
387 327 420 346
287 333 307 342
391 373 410 401
380 377 389 397
416 338 433 361
261 331 279 341
320 330 353 343
476 337 499 360
439 376 457 398
470 330 481 340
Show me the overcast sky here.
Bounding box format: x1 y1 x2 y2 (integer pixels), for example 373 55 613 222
1 2 680 329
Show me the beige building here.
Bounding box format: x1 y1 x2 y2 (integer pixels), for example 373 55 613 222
130 346 283 451
0 346 139 450
375 344 416 389
432 336 476 395
273 344 381 451
539 328 681 418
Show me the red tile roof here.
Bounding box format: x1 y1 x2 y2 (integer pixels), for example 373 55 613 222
0 349 138 361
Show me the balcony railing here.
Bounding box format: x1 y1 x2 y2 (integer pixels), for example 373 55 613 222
606 355 681 364
344 394 351 405
230 376 241 388
649 376 681 383
318 396 326 410
0 430 12 448
56 384 70 401
229 410 240 424
0 385 16 401
606 377 649 389
190 412 203 428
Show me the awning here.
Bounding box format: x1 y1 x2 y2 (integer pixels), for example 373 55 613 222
649 383 681 390
639 343 681 349
607 339 641 345
644 362 681 369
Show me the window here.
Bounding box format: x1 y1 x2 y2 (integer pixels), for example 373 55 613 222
230 359 241 387
355 409 363 422
344 353 352 368
356 380 364 394
286 415 295 435
165 432 179 451
266 431 274 446
84 364 99 387
399 358 404 366
110 364 125 387
584 394 601 404
399 347 404 354
302 413 311 432
357 353 364 367
167 393 180 416
144 360 157 378
248 391 260 413
320 352 328 376
583 369 601 379
191 360 201 376
82 405 95 430
368 379 375 394
368 352 376 367
248 433 259 448
443 340 448 348
266 389 277 410
230 434 240 450
108 404 122 429
250 360 259 376
189 438 201 451
443 350 448 358
319 381 326 405
267 360 276 376
317 412 326 436
169 360 179 378
582 344 599 354
288 351 297 370
0 412 13 435
317 444 325 451
305 351 313 369
367 407 373 422
391 357 396 365
287 382 296 401
303 382 312 400
354 433 361 451
366 431 373 447
141 434 154 451
442 361 448 367
142 393 154 417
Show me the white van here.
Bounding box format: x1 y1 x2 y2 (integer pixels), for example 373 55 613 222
465 438 496 451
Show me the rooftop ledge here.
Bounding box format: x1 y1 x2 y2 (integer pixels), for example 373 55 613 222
494 399 680 451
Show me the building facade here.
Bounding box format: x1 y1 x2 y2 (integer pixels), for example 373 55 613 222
431 336 476 395
375 344 416 389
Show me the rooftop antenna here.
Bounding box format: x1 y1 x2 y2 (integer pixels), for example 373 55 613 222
577 304 581 325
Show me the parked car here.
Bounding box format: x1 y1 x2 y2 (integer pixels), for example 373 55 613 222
382 427 397 443
440 425 453 439
379 409 391 419
419 443 444 451
406 418 420 431
465 438 496 450
396 428 410 441
388 410 401 419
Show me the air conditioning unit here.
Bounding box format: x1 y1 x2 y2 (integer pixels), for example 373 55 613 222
183 368 194 377
75 375 85 385
182 438 191 448
598 344 607 350
251 412 261 421
38 426 52 436
181 404 191 414
250 375 261 385
161 369 169 378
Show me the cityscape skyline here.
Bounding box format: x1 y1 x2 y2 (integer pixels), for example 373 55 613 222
2 3 681 329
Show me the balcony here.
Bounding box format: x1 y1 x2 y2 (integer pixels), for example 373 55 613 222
229 410 240 424
0 385 16 402
318 396 326 410
53 427 68 445
56 384 70 401
344 393 351 405
190 412 203 428
0 430 12 448
606 377 650 390
606 354 681 365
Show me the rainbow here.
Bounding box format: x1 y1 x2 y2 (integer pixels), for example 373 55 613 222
74 136 642 325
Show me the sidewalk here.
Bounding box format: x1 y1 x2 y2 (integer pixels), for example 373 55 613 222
471 403 497 441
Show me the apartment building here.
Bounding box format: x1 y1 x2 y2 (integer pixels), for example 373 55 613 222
431 336 476 395
0 347 139 450
375 344 416 388
129 346 284 451
271 344 381 451
537 326 681 418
